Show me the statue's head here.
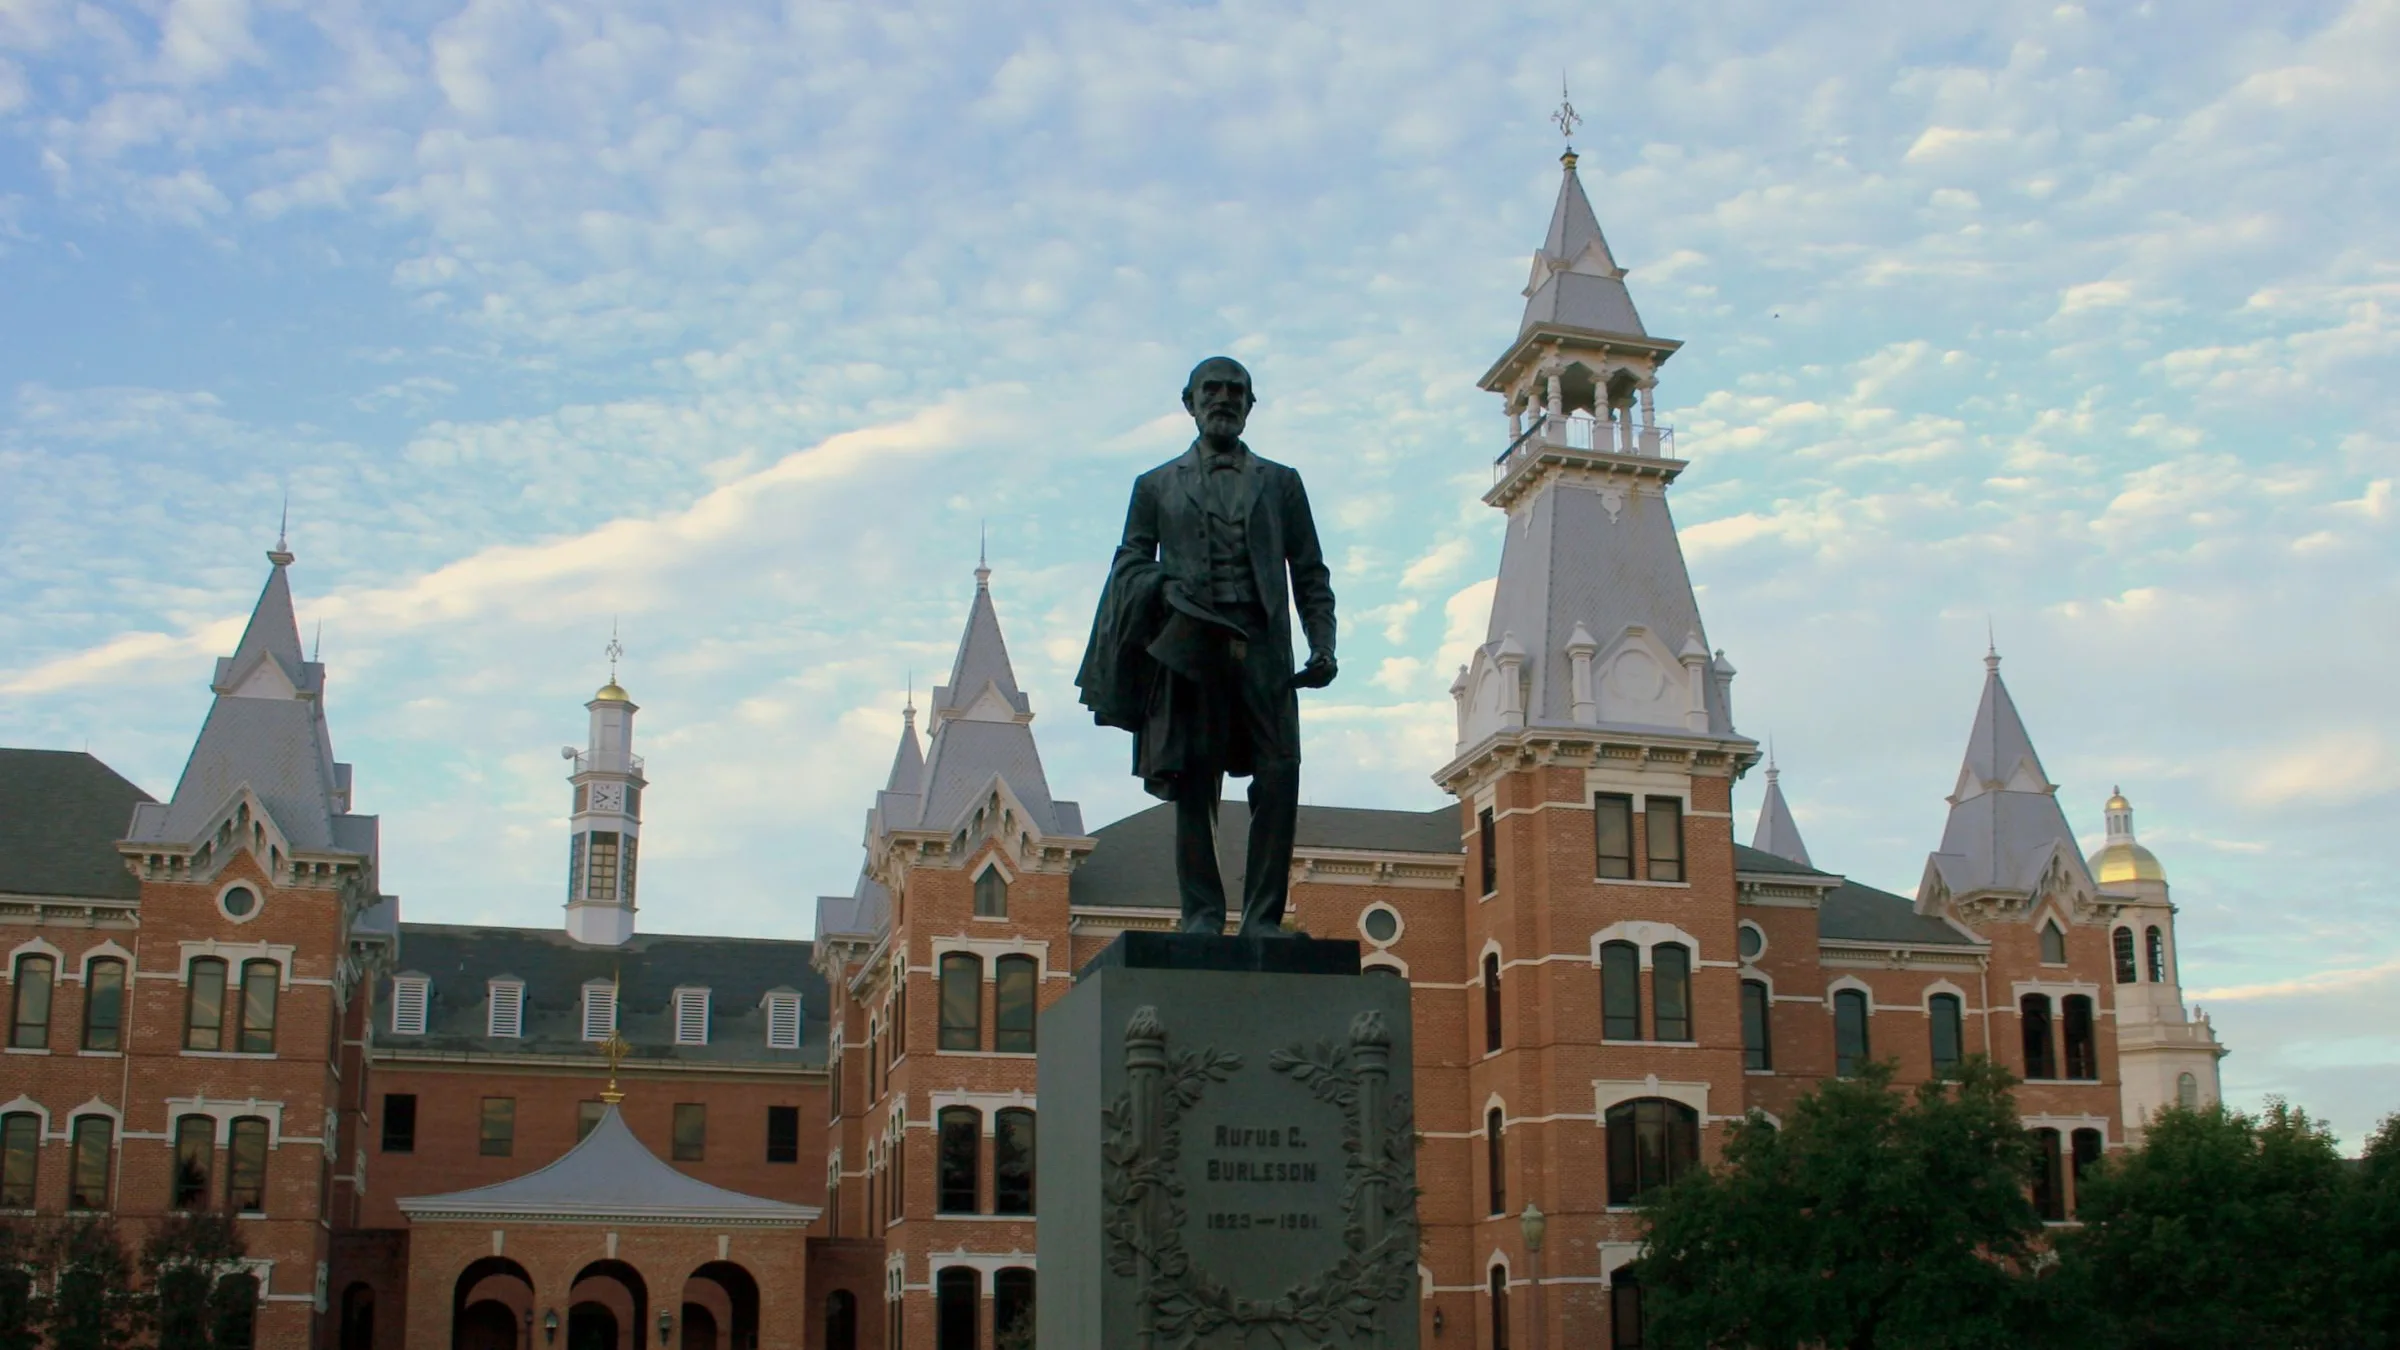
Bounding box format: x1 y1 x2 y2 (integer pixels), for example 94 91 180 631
1181 356 1255 440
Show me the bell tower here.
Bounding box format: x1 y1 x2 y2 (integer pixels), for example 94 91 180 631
564 633 644 946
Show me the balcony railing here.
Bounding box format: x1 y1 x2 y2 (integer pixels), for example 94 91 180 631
1496 412 1675 469
570 749 645 776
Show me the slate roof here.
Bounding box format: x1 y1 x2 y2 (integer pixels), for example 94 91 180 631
0 749 153 900
378 924 829 1067
1923 654 2093 901
398 1103 817 1226
1820 878 1977 948
1070 801 1460 911
1520 155 1647 338
1749 766 1812 867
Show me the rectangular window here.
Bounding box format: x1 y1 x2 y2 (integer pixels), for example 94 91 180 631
2021 995 2057 1080
1652 945 1691 1041
1594 794 1634 879
767 1106 800 1164
974 867 1009 918
2062 995 2098 1081
938 1108 980 1213
83 958 126 1051
566 832 585 902
237 960 278 1054
0 1113 36 1207
381 1094 417 1153
673 1103 706 1162
1600 942 1641 1040
2071 1128 2105 1215
1740 980 1772 1071
1834 990 1871 1077
765 991 803 1050
172 1115 213 1209
578 1100 605 1141
69 1117 111 1210
1930 994 1964 1075
226 1118 269 1213
995 957 1037 1055
1644 797 1684 883
2032 1128 2066 1221
390 974 429 1037
675 988 710 1046
488 980 524 1038
995 1109 1036 1215
585 830 621 901
582 983 616 1041
186 958 227 1051
1478 806 1498 896
2113 928 2138 985
479 1097 515 1158
9 955 54 1049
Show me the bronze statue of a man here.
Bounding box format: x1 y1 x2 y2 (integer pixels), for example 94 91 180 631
1076 357 1338 936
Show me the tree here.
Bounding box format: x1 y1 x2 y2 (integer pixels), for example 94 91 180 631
0 1217 45 1350
2060 1099 2354 1349
139 1212 249 1350
2348 1113 2400 1348
46 1217 135 1350
1634 1057 2054 1350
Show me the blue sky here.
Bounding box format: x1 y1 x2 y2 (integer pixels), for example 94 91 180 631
3 0 2394 1145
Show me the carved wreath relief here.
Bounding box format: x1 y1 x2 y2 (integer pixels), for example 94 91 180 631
1103 1004 1418 1350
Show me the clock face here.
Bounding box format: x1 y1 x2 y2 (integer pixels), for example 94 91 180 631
588 783 625 814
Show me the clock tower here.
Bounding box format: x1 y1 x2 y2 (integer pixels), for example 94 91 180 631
564 639 645 946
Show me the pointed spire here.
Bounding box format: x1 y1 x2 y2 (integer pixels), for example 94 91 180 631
933 557 1024 721
1519 147 1645 339
1953 648 2052 801
269 496 293 568
884 695 926 795
221 553 307 694
1922 647 2090 904
1750 751 1813 867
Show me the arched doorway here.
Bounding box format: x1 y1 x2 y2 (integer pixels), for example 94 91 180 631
679 1302 719 1350
451 1257 534 1350
685 1262 759 1350
340 1282 375 1350
569 1260 648 1350
568 1302 619 1350
824 1290 858 1350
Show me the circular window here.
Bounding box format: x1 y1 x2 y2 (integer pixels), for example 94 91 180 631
1737 924 1764 960
1360 906 1401 945
220 886 259 920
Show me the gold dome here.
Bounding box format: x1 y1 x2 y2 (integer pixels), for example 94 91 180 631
2091 840 2166 884
2105 790 2130 812
593 681 632 703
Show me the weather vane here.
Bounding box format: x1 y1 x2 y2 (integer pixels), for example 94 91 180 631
599 965 630 1103
605 619 624 682
1551 75 1581 146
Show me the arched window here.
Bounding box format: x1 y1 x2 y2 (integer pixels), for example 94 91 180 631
937 1107 980 1213
186 957 229 1050
936 1267 978 1350
69 1116 112 1210
1610 1267 1645 1349
2031 1128 2065 1221
824 1291 858 1350
2145 926 2167 982
939 954 983 1052
1652 944 1691 1042
10 954 55 1049
83 957 126 1051
210 1271 259 1348
1605 1098 1700 1206
237 960 279 1053
2177 1071 2201 1110
1739 980 1772 1071
340 1283 376 1350
1485 1107 1506 1216
1600 942 1640 1040
995 1268 1036 1350
2020 995 2056 1080
1929 993 1964 1075
1834 990 1870 1077
2061 995 2098 1081
172 1115 214 1209
1488 1265 1511 1350
0 1113 37 1207
2112 928 2137 985
995 956 1038 1055
1482 953 1503 1054
995 1109 1035 1215
2040 921 2067 965
2070 1128 2104 1215
975 867 1008 919
227 1117 270 1213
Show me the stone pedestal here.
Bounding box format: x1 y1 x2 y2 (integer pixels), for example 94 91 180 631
1038 934 1420 1350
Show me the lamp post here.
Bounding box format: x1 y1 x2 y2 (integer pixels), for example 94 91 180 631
1520 1202 1548 1350
659 1307 675 1346
543 1308 560 1344
521 1307 533 1350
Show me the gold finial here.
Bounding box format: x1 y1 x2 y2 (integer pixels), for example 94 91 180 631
605 619 624 682
598 966 630 1103
1551 74 1581 166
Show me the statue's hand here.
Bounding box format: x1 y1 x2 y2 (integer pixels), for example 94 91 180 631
1292 651 1338 690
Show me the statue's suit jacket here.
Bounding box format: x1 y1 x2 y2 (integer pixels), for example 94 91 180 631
1076 441 1337 797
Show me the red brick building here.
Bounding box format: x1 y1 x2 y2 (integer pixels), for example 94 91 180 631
0 147 2227 1350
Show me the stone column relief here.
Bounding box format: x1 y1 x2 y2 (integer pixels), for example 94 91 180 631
1101 1005 1419 1350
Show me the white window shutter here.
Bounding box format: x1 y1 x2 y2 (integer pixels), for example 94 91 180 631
391 975 429 1036
582 983 616 1041
765 991 802 1050
488 981 524 1039
675 988 710 1046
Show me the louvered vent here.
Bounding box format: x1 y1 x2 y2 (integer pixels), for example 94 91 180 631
674 987 710 1046
488 980 524 1038
581 982 616 1041
390 975 430 1036
765 990 802 1050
